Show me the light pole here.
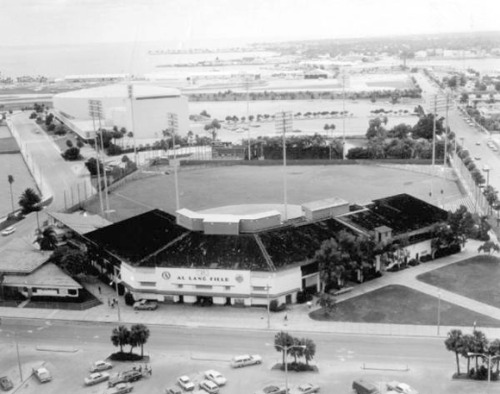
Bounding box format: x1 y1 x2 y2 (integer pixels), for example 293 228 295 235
483 166 491 188
275 111 293 222
0 322 23 381
467 352 500 384
110 265 121 322
266 276 271 329
437 289 441 336
167 113 180 212
273 342 306 393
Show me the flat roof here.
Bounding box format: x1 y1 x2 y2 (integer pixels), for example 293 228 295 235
3 263 82 289
55 83 181 99
302 197 349 211
0 239 51 274
48 211 112 234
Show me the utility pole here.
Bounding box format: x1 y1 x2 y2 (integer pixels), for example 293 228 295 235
89 100 104 217
275 111 293 222
244 75 252 161
341 70 347 160
167 113 180 212
128 84 138 166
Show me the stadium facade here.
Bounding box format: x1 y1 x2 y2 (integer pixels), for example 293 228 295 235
84 194 447 307
52 84 189 141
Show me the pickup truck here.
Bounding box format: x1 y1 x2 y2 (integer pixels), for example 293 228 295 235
108 369 144 387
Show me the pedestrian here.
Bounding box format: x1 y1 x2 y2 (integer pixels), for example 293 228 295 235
139 365 142 373
307 301 312 309
284 312 288 321
107 298 111 307
98 286 102 295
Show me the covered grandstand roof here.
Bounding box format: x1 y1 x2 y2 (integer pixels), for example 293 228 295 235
338 193 447 236
55 83 181 99
84 194 446 271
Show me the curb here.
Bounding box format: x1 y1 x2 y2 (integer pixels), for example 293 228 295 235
36 345 78 353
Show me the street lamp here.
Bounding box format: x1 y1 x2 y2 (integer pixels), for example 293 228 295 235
110 265 121 322
272 342 306 393
266 277 271 329
437 289 441 336
483 165 491 188
0 322 23 381
467 352 500 383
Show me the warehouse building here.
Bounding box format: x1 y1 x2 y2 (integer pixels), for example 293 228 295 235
52 83 189 141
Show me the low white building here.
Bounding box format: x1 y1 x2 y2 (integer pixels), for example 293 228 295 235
52 84 189 141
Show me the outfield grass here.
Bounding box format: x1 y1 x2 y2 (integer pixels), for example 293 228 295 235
417 255 500 308
310 284 500 327
85 164 462 223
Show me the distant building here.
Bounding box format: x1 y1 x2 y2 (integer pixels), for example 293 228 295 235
83 194 447 307
63 74 129 83
52 84 189 141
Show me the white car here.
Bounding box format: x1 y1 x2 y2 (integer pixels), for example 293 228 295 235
297 383 320 393
1 226 15 236
199 380 219 394
32 367 52 383
177 375 195 391
204 370 226 386
230 354 262 368
84 371 110 386
90 360 113 372
387 381 419 394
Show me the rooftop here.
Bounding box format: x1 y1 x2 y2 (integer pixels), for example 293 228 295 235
3 263 82 289
48 211 112 235
0 238 51 274
55 83 181 100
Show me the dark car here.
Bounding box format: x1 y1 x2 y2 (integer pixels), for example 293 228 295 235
0 376 13 391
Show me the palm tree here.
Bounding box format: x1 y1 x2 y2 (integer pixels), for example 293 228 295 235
274 331 293 367
35 226 58 251
111 325 130 353
301 338 316 366
130 324 150 357
18 188 41 214
7 175 14 212
445 329 464 376
204 119 221 143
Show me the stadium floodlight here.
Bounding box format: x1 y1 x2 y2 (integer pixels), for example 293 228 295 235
275 111 293 222
167 113 180 212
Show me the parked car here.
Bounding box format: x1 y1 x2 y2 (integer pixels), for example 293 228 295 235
32 367 52 383
1 226 15 236
177 375 195 391
204 370 226 386
199 380 219 394
386 381 418 394
296 383 320 393
108 370 143 387
254 384 288 394
90 360 113 372
84 372 110 386
230 354 262 368
352 379 379 394
107 382 133 394
133 299 158 310
165 386 182 394
0 376 13 391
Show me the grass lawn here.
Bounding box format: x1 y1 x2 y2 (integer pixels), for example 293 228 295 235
84 164 462 223
417 255 500 308
310 284 500 327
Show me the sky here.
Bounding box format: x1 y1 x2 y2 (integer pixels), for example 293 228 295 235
1 0 500 47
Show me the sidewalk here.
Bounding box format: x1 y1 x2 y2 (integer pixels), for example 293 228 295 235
2 240 500 339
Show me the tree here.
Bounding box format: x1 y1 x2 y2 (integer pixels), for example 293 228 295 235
52 248 90 277
62 147 81 161
111 325 130 353
445 329 464 375
35 226 58 251
460 93 469 104
85 158 104 176
478 241 500 255
412 114 444 140
204 119 221 143
315 238 343 289
129 324 150 357
66 140 73 148
18 188 41 214
7 175 14 213
316 293 336 317
274 331 294 366
301 338 316 365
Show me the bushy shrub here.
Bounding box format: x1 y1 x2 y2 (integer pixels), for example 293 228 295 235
62 147 81 161
109 352 144 361
408 258 419 266
296 291 313 304
107 143 122 156
47 123 56 131
420 254 433 263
